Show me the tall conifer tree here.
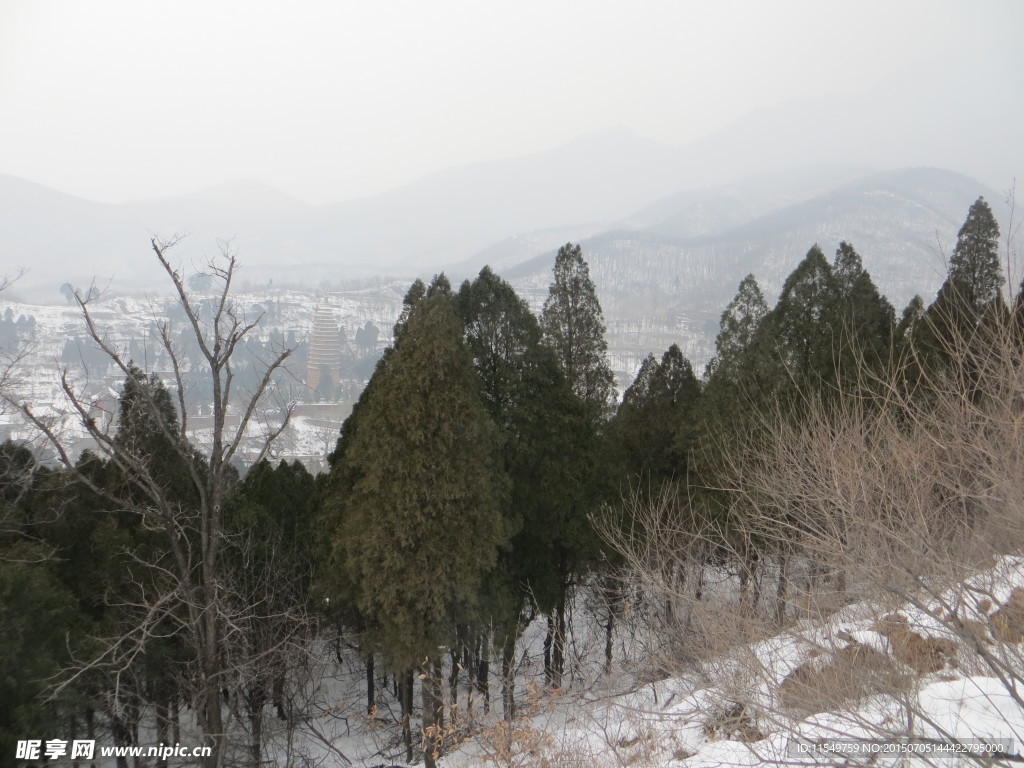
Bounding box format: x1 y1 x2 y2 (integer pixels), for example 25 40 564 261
765 244 839 393
333 283 506 766
456 266 584 715
711 274 769 382
694 274 770 506
948 197 1003 312
831 242 895 392
611 344 700 489
540 243 615 420
918 198 1005 376
224 459 315 766
536 244 612 686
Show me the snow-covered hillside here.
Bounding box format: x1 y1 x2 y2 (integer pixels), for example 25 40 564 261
210 554 1024 768
435 555 1024 767
287 559 1022 767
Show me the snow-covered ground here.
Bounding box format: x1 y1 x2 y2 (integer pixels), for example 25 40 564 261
446 556 1024 768
122 555 1010 768
290 555 1024 768
44 539 1024 766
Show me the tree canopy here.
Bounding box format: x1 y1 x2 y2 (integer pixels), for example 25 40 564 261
541 243 615 420
331 286 507 670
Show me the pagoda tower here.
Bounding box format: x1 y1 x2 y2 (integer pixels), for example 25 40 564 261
306 301 341 393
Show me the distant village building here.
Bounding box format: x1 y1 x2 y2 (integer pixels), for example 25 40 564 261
306 302 341 394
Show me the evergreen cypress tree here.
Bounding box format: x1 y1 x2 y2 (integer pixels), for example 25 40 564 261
831 242 895 391
224 459 315 765
0 444 79 760
458 266 544 419
455 266 585 715
832 240 861 296
540 243 615 420
693 275 770 505
333 286 506 766
20 370 205 761
112 368 204 753
918 198 1005 376
708 273 768 382
317 331 406 723
611 344 700 489
537 245 613 686
765 244 839 393
948 196 1003 312
892 294 928 385
895 295 926 347
0 558 76 758
115 365 203 506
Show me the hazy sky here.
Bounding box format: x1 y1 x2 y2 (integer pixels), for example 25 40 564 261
1 0 1020 205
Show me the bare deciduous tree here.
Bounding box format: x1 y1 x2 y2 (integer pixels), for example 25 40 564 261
1 238 294 767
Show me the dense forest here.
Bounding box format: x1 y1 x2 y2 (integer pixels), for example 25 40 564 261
0 197 1019 767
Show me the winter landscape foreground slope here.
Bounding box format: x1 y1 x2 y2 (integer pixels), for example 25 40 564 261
2 164 1022 768
89 551 1024 766
415 556 1024 768
5 6 1024 767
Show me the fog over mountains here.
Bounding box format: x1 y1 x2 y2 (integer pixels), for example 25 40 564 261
2 64 1018 375
509 167 1006 367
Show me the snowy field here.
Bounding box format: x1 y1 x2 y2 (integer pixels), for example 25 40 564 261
194 554 1024 768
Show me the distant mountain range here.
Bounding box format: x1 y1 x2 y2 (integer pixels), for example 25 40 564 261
486 166 1008 372
5 126 722 297
0 125 1013 379
4 38 1021 306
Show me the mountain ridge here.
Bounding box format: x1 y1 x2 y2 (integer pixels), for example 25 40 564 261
485 167 1007 375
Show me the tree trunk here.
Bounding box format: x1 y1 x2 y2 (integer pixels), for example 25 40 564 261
198 534 225 768
112 708 130 768
465 639 476 716
775 552 790 625
131 703 141 768
86 707 97 768
740 549 760 614
552 590 566 688
366 653 375 715
399 670 414 764
131 705 141 768
170 697 180 746
68 714 77 768
666 563 683 628
739 558 750 609
604 605 615 674
448 643 461 720
273 660 286 721
543 614 554 687
111 696 141 768
250 699 263 768
751 559 764 616
433 657 444 733
421 658 444 768
476 635 490 715
200 638 224 768
245 675 268 768
501 631 516 722
154 697 168 768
